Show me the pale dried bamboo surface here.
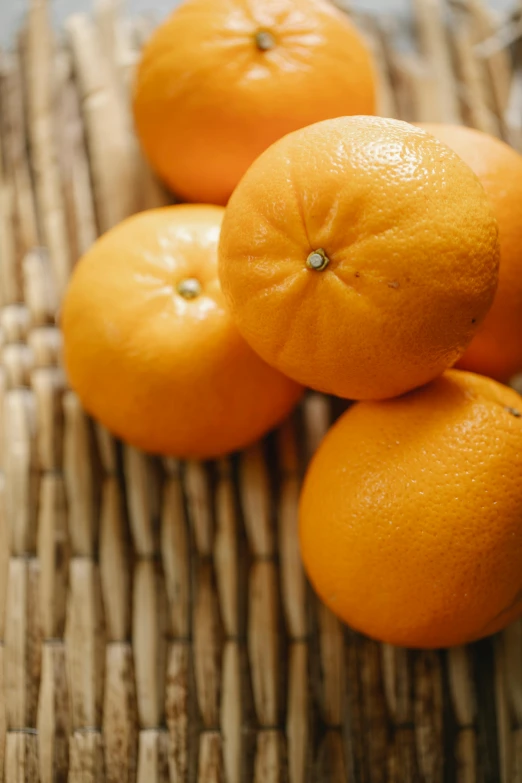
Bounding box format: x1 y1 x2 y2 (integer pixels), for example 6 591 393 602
0 0 521 780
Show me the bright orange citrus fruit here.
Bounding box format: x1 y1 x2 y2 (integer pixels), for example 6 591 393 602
300 369 522 649
419 123 522 384
219 116 500 401
61 205 302 458
132 0 376 205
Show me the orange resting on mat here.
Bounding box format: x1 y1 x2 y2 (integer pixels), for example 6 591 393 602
61 204 302 458
132 0 376 205
219 116 500 401
299 369 522 648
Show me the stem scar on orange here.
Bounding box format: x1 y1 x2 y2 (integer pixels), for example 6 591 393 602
61 204 303 458
299 369 522 649
218 116 500 401
132 0 376 205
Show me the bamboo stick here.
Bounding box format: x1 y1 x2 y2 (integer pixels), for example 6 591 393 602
99 478 130 642
318 731 348 782
63 391 97 557
124 446 160 557
253 731 285 783
65 559 105 730
136 729 169 783
26 0 72 295
161 473 190 640
214 459 239 639
103 642 138 782
66 13 141 232
193 563 222 729
277 422 306 641
0 646 5 781
68 730 105 783
287 642 308 783
165 642 190 782
4 558 42 729
5 731 39 782
239 445 274 558
197 732 224 783
37 642 70 783
37 475 69 639
414 652 444 781
248 562 279 728
184 461 214 557
220 641 241 783
132 560 167 729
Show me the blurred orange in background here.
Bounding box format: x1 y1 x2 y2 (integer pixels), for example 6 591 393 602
419 123 522 385
132 0 376 205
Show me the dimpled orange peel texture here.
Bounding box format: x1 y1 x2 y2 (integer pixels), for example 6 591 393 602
299 369 522 648
219 116 500 401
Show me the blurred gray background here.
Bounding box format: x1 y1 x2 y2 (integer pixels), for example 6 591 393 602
0 0 516 45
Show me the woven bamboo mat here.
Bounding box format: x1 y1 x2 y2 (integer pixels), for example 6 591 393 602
0 0 521 780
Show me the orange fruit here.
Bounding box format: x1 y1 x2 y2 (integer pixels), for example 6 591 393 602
299 369 522 649
219 116 500 401
418 123 522 384
61 205 302 458
132 0 375 205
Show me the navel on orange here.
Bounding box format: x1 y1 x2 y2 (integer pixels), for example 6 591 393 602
419 123 522 384
300 369 522 648
219 116 500 401
61 205 302 458
132 0 376 205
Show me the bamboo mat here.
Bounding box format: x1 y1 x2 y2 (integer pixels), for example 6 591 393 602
0 0 521 780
